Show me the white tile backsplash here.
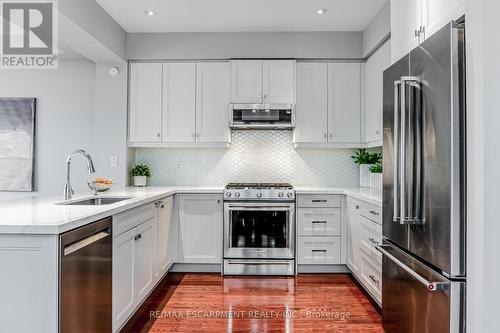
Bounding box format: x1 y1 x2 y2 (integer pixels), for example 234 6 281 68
135 130 359 187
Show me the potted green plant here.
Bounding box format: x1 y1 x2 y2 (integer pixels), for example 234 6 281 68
351 149 382 187
130 164 151 187
369 164 383 189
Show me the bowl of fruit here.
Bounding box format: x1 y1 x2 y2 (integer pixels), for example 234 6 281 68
94 178 113 192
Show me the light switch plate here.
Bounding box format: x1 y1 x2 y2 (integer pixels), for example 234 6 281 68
110 156 118 167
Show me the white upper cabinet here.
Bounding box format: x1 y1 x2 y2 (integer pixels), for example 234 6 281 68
365 40 391 144
129 63 162 143
230 60 295 104
162 63 196 143
196 62 230 142
262 60 295 104
391 0 464 63
294 62 361 145
230 60 263 103
328 63 361 143
391 0 422 63
421 0 464 38
294 62 328 143
178 194 223 264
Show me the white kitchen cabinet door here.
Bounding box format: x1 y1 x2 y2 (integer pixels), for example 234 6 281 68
230 60 263 103
0 235 58 333
196 62 230 143
346 198 362 277
365 40 391 143
134 218 155 302
390 0 422 63
328 63 361 143
422 0 464 39
162 63 196 142
157 196 173 275
294 62 328 143
129 63 162 143
178 194 223 264
262 60 295 104
112 227 136 332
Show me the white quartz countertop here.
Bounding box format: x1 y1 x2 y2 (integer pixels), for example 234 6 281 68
0 186 223 235
294 187 382 206
0 185 381 235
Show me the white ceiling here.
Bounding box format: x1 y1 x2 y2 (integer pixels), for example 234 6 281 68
95 0 388 33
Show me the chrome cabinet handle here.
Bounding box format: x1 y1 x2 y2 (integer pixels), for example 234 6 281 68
312 221 327 224
369 210 380 216
312 249 327 253
134 234 142 241
376 245 448 292
312 199 327 203
369 274 379 285
368 237 379 245
323 133 327 139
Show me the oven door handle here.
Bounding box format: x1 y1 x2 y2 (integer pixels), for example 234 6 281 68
226 260 292 265
225 204 294 211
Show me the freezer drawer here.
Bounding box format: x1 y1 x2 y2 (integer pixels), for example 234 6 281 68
378 243 465 333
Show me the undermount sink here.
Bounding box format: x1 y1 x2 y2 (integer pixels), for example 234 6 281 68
57 197 131 206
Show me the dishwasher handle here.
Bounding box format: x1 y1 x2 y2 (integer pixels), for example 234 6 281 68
63 229 110 256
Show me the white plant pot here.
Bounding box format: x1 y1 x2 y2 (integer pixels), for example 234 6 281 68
133 176 147 187
370 173 383 189
359 164 371 188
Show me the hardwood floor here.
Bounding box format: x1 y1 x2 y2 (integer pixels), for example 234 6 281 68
121 273 383 333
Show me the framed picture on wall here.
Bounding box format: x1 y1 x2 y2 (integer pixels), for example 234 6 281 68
0 98 36 191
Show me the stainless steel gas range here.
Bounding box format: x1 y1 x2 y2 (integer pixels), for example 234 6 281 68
223 183 295 276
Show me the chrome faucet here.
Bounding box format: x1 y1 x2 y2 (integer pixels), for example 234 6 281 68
63 149 96 200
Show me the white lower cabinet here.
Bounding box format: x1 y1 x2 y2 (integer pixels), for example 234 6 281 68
346 198 362 276
112 197 174 332
156 196 173 277
346 197 383 305
298 236 341 265
296 194 344 269
178 194 223 264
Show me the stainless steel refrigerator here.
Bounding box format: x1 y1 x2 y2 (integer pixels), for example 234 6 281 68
379 21 466 333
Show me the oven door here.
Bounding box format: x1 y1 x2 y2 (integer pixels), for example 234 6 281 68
224 202 295 259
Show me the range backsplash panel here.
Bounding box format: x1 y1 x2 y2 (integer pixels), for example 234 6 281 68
135 130 359 187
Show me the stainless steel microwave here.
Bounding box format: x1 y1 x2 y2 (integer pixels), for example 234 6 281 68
229 104 296 130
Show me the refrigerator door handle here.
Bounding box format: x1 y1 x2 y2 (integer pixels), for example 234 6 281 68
393 80 401 223
399 76 423 225
376 244 448 292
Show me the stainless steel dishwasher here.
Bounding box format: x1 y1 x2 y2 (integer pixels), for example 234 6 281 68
60 217 112 333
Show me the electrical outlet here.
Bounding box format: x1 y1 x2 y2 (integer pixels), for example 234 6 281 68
110 156 118 167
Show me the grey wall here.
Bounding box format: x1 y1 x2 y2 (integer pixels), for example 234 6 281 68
0 61 96 193
126 32 363 60
362 2 391 57
93 62 129 187
59 0 126 60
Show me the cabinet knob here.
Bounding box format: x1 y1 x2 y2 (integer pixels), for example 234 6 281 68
324 133 327 139
196 133 200 138
329 133 333 139
157 133 161 138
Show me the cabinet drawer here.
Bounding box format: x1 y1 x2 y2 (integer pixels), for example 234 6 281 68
297 208 341 236
359 202 382 224
359 215 382 264
298 236 341 265
297 195 341 208
360 251 382 303
113 203 155 236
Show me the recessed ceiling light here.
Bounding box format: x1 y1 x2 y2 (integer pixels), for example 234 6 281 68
315 8 328 15
144 10 156 16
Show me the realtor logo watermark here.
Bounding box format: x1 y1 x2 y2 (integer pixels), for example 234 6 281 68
1 0 58 69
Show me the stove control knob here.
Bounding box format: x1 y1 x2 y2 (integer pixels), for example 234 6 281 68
225 192 232 197
235 192 240 198
287 192 293 198
278 192 284 198
256 192 262 198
